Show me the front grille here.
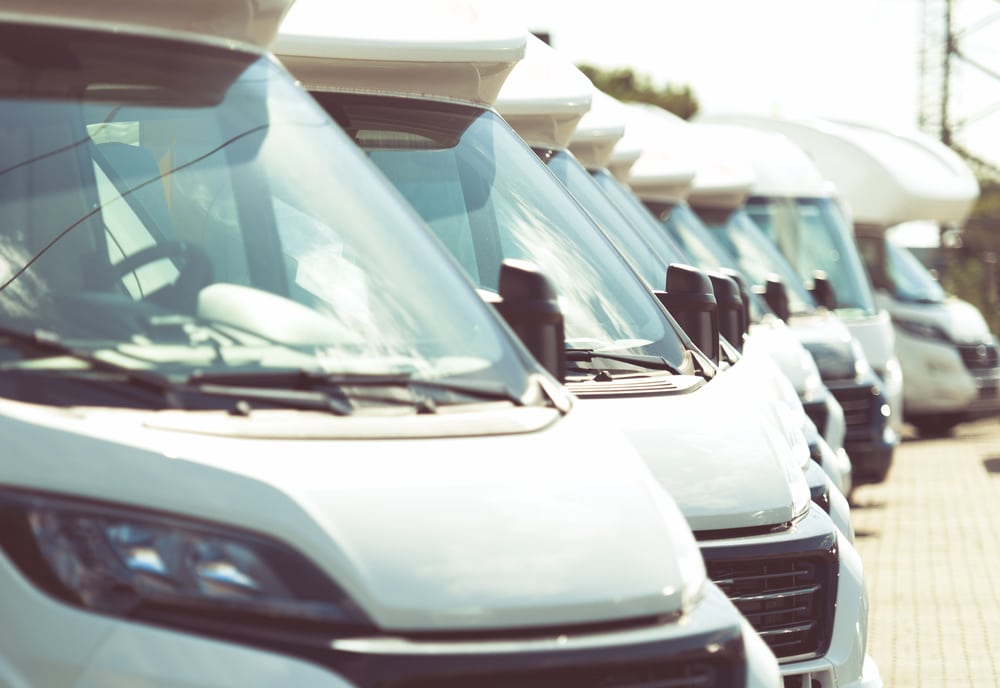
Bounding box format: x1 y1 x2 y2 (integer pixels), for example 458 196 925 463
801 400 828 437
704 550 837 662
828 384 877 443
958 343 999 371
396 658 733 688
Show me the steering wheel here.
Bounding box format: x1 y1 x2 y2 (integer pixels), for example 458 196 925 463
113 241 212 312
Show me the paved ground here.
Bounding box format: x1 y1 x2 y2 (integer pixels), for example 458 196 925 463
850 416 1000 687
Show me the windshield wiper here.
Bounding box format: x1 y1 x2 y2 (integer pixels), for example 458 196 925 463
0 326 352 415
564 348 682 374
185 370 526 408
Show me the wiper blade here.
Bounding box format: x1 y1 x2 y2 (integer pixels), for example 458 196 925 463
0 326 351 415
186 370 525 407
565 348 682 374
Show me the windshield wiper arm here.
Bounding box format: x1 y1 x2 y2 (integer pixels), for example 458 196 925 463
0 326 352 415
564 348 682 374
186 370 525 407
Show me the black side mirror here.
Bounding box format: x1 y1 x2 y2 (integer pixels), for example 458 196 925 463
720 268 751 340
494 259 565 382
759 274 790 321
708 270 747 353
656 263 720 365
809 270 837 310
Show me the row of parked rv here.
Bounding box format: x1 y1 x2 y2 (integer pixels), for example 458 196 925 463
0 0 994 686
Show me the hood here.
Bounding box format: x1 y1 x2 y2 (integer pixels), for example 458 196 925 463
746 317 824 399
888 294 994 345
787 311 864 381
0 398 695 631
570 369 811 533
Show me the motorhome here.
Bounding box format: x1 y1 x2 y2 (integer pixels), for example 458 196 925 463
275 18 879 686
727 117 998 437
592 102 852 496
687 117 902 482
619 106 892 490
0 2 781 686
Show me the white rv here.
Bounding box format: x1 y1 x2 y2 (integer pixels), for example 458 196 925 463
689 118 903 483
275 18 878 687
562 93 853 501
729 117 997 437
621 108 893 491
0 2 768 687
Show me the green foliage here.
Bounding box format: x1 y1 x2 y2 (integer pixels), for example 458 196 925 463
577 64 699 120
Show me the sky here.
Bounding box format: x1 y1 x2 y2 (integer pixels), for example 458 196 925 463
497 0 1000 168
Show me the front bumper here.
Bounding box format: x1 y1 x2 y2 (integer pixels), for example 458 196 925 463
824 378 896 485
697 506 875 687
897 333 1000 418
0 544 772 688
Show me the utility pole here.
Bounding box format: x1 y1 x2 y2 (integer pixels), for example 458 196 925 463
918 0 1000 180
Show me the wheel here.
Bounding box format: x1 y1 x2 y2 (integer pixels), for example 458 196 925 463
113 241 212 312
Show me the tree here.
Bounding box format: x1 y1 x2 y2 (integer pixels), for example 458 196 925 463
577 64 700 120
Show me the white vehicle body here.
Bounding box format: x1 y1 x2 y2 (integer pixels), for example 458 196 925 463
276 19 871 686
567 95 852 498
0 2 774 686
688 118 901 485
625 106 854 490
731 117 997 436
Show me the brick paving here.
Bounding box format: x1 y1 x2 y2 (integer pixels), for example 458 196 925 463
850 416 1000 687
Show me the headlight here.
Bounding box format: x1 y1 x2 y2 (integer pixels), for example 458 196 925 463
0 490 370 631
851 338 874 382
893 316 950 342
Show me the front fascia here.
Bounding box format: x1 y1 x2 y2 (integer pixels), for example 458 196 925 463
699 506 875 687
568 365 810 532
0 397 695 632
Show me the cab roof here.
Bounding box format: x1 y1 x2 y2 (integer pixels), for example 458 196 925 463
495 34 593 150
0 0 292 49
273 0 526 106
685 123 756 211
704 115 979 226
619 103 696 204
691 116 833 199
569 89 628 170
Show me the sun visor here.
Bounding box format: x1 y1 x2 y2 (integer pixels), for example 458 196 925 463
274 0 526 106
0 0 293 49
495 34 593 149
570 90 628 170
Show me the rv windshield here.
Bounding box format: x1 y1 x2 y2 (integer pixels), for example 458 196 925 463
649 201 767 322
858 235 946 304
696 208 817 316
0 25 532 408
316 93 688 371
747 197 877 317
589 170 691 273
543 151 670 291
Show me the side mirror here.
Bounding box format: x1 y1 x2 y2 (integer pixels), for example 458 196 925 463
494 259 565 382
708 270 747 353
809 270 837 310
656 263 720 365
720 267 751 339
759 274 790 321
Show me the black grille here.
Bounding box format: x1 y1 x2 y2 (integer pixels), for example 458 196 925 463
704 551 837 662
801 400 828 437
958 343 999 371
828 384 877 443
395 658 732 688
